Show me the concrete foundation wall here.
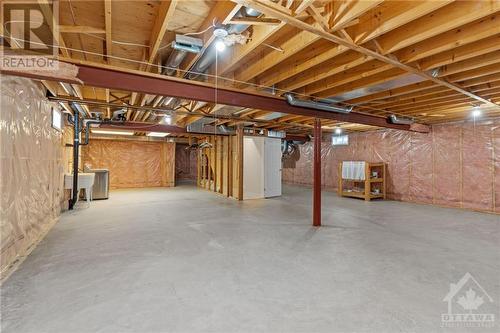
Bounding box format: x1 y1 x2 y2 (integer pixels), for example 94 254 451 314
283 119 500 213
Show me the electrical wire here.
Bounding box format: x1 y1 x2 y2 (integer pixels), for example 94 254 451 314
0 34 427 122
184 18 217 36
81 32 153 48
262 43 284 52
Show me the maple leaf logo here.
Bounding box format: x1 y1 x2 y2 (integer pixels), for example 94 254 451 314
457 288 484 313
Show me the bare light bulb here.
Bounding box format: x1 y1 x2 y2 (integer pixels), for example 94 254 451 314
215 40 226 52
472 107 481 118
335 127 342 135
163 115 172 125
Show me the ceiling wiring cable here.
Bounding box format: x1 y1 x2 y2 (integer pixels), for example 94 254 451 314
184 18 218 36
1 34 428 122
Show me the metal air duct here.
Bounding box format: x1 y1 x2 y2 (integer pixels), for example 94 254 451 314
187 117 235 135
387 114 415 125
284 93 353 113
187 7 260 80
163 35 202 76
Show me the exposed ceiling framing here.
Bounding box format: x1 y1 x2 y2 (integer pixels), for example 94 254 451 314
2 0 499 136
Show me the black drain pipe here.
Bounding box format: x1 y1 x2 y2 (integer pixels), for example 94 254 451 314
69 109 80 210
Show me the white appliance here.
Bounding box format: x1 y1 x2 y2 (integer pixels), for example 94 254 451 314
64 173 95 203
243 136 282 199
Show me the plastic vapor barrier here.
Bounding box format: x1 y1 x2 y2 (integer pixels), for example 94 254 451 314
82 139 175 189
1 77 64 276
175 144 197 181
283 119 500 213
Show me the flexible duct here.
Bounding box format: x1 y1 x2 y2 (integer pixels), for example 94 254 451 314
187 7 260 80
163 49 187 76
284 93 353 113
388 114 415 125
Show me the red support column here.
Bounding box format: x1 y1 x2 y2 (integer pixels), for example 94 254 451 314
313 118 322 227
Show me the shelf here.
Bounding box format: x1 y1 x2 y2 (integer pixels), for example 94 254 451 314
342 178 383 182
342 191 384 199
338 161 386 201
342 191 365 198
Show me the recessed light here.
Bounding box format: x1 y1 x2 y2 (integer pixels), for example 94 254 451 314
147 132 170 137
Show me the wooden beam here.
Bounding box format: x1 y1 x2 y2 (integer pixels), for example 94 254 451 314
376 1 500 55
307 6 329 31
277 53 371 93
350 0 455 45
36 0 69 58
437 50 500 77
227 17 281 25
257 42 348 88
305 62 394 96
418 36 500 71
234 24 321 82
59 25 105 34
330 0 384 32
1 58 429 132
395 13 500 64
104 0 112 62
233 0 500 109
148 0 178 64
218 21 286 75
294 0 314 15
315 67 408 98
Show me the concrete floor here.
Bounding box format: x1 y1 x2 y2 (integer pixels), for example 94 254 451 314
1 184 499 333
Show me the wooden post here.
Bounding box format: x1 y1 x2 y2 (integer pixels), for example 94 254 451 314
197 149 201 187
313 118 321 227
364 162 370 201
382 163 387 199
237 125 244 201
214 136 217 192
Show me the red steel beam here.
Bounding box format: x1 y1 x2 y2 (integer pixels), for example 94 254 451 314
0 61 430 132
313 118 321 227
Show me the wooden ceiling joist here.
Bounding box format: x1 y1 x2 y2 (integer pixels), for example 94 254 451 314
1 59 429 132
232 0 500 110
104 0 112 62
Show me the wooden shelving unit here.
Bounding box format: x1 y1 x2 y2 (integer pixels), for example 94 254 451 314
338 162 386 201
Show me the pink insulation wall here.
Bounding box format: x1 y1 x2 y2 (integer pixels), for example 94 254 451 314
175 144 197 181
1 77 64 277
283 119 500 213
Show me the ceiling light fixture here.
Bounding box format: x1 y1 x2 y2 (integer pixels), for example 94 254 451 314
215 39 226 52
147 132 170 137
472 106 481 118
163 114 172 125
334 127 342 135
91 129 134 136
